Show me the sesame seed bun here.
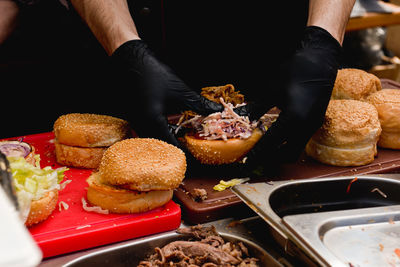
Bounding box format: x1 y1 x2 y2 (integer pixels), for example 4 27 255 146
367 89 400 149
305 99 381 166
25 189 58 227
54 113 131 147
332 68 381 100
54 141 106 169
183 128 263 165
98 138 186 191
86 138 186 213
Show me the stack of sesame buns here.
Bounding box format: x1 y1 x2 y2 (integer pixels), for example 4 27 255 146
86 138 186 213
305 99 381 166
367 89 400 149
331 68 381 100
53 113 131 169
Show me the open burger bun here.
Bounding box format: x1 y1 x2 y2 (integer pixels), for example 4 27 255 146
367 89 400 149
332 68 381 100
178 84 266 165
54 142 106 169
305 99 381 166
86 138 186 213
25 189 58 227
54 113 131 147
184 128 263 165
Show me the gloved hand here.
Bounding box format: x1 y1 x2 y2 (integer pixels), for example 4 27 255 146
110 40 223 147
236 26 342 169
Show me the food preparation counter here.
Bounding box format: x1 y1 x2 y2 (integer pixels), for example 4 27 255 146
172 79 400 225
4 79 400 266
39 174 400 267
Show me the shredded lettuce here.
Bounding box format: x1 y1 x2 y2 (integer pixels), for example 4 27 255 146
7 156 68 222
213 178 250 192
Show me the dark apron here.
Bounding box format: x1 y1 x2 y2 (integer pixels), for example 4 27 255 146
0 0 308 138
130 0 309 101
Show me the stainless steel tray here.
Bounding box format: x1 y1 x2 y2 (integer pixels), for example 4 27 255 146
232 174 400 267
55 217 289 267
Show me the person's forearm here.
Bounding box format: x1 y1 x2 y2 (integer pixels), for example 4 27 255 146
307 0 355 45
70 0 140 55
0 0 19 44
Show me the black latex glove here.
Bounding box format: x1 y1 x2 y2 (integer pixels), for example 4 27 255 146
238 26 342 169
110 40 223 147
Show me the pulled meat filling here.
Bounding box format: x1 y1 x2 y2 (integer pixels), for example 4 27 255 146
138 225 259 267
201 84 245 106
177 98 257 141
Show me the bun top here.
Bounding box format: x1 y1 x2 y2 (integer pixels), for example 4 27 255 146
54 113 130 147
332 68 381 100
98 138 186 191
367 88 400 105
367 89 400 129
311 99 381 148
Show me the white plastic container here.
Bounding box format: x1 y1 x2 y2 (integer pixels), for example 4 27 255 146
0 188 42 267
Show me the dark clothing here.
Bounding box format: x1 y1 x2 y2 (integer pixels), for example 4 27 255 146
1 0 308 138
1 0 109 138
132 1 309 100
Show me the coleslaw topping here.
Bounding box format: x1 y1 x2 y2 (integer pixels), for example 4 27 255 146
177 98 258 141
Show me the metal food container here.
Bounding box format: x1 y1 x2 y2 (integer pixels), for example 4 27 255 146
232 174 400 267
57 217 289 267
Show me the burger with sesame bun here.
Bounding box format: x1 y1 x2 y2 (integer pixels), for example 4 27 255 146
53 113 131 169
86 138 186 213
367 89 400 149
305 99 382 166
331 68 381 100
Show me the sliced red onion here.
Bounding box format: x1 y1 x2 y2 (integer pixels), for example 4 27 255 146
0 141 32 158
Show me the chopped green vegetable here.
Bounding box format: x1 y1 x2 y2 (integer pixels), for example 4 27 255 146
7 156 68 222
213 178 250 191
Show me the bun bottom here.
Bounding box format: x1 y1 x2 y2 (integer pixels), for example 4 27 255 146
86 174 173 214
25 189 58 227
25 150 37 165
305 139 377 166
184 128 263 165
378 131 400 149
55 142 106 169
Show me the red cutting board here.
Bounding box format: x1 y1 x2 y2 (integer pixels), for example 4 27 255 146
2 132 181 258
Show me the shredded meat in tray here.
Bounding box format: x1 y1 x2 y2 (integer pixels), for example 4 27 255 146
138 225 259 267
